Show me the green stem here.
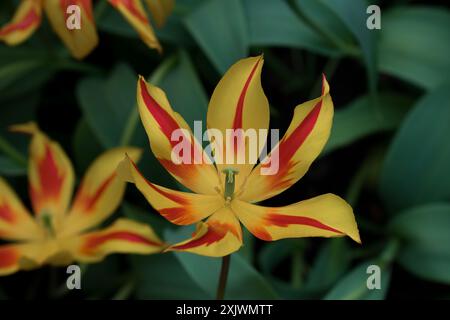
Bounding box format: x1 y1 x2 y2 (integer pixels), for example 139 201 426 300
0 134 27 167
112 278 136 300
120 55 178 146
291 249 303 289
216 255 231 300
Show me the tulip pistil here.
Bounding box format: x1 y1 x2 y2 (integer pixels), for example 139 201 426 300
222 168 239 202
41 212 55 237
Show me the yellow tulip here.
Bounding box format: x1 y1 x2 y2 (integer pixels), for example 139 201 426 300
119 56 361 258
0 123 163 276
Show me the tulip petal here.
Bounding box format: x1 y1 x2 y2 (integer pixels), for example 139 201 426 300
0 177 44 241
137 76 220 194
232 194 360 243
144 0 174 27
43 0 98 59
66 218 164 262
60 147 142 236
10 123 74 232
0 0 42 45
206 56 269 192
118 155 224 225
239 75 333 202
167 207 243 257
0 241 59 276
108 0 162 52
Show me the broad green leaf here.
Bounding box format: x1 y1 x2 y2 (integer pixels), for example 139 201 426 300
258 240 295 275
165 227 278 299
379 7 450 90
77 64 136 148
72 119 104 174
132 254 210 299
324 260 391 300
183 0 249 73
389 203 450 284
379 85 450 213
244 0 339 56
305 239 351 292
324 93 411 154
319 0 378 92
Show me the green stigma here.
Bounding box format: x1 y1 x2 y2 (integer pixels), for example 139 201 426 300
41 212 55 237
222 168 239 201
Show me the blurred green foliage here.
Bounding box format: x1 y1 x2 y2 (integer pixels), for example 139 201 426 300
0 0 449 299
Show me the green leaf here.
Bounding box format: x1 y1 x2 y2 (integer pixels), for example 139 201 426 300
319 0 378 93
379 7 450 90
132 253 210 299
165 227 278 299
379 84 450 213
324 260 391 300
183 0 249 73
258 240 295 275
77 64 137 148
389 203 450 284
305 239 351 292
244 0 339 56
324 93 412 154
72 119 104 174
0 156 26 176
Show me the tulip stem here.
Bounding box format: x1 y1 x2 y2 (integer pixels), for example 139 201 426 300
216 255 231 300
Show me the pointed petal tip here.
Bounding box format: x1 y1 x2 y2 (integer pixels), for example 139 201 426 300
9 122 40 135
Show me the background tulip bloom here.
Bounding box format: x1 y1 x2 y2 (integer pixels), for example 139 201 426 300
119 56 361 258
0 123 163 276
0 0 173 59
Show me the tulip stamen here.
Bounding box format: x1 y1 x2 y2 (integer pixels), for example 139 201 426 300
40 212 55 237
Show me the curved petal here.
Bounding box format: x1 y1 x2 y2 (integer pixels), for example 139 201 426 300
137 76 220 194
166 207 242 257
0 0 42 45
144 0 174 27
60 147 142 237
232 194 360 243
118 154 224 225
0 241 59 276
10 123 74 232
239 75 333 202
43 0 98 59
206 56 269 192
64 218 164 263
108 0 161 52
0 177 44 241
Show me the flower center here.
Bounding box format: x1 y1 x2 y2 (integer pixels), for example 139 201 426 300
222 167 239 203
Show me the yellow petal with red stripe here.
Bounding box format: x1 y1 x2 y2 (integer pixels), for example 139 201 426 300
65 218 164 263
232 194 360 243
206 56 269 193
144 0 174 27
137 76 220 194
61 147 142 236
43 0 98 59
167 207 242 257
0 177 44 241
0 0 42 45
118 154 223 225
239 75 333 202
10 123 74 232
0 241 59 276
108 0 161 52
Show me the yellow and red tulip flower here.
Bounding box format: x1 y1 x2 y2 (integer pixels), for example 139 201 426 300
118 56 361 257
108 0 175 53
0 0 174 59
0 123 164 276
